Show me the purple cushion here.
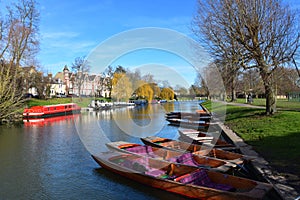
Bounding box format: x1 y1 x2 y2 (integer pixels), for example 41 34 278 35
126 146 156 157
178 169 209 184
167 157 177 163
145 169 166 177
203 182 236 192
178 170 235 191
175 153 198 167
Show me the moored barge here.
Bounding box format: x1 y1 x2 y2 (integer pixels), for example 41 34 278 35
23 103 81 118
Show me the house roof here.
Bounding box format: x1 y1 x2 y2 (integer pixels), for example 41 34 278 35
63 65 69 71
89 75 97 81
22 66 37 74
54 72 64 80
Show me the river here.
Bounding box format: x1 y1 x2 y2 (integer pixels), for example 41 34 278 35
0 101 201 200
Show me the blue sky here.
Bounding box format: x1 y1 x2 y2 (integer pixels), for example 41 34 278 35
3 0 299 86
36 0 201 86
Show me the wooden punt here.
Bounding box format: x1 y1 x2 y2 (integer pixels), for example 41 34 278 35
166 118 214 130
106 141 232 172
166 112 212 122
166 111 211 117
92 151 272 200
140 136 250 165
178 128 234 148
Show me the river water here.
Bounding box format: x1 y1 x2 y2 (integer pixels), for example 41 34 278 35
0 101 201 200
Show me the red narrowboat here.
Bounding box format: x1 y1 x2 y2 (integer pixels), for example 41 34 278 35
23 103 81 119
23 114 81 126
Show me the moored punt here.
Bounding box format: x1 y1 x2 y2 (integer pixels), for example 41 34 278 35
23 103 81 118
165 112 212 122
178 128 234 148
140 136 248 165
106 141 231 172
92 151 273 200
166 118 214 130
166 111 211 118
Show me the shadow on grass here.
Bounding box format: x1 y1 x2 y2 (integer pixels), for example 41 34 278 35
225 107 265 122
245 132 300 193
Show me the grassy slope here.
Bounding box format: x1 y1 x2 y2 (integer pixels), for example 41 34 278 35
202 99 300 176
26 97 110 108
26 98 72 107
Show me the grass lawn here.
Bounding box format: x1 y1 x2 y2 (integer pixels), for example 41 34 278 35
235 98 300 110
26 97 110 108
202 100 300 177
26 98 72 107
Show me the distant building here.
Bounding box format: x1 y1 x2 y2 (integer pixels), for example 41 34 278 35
21 66 39 97
49 66 68 97
49 66 110 98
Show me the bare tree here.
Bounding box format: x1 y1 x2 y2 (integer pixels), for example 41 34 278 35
71 56 90 98
193 8 244 102
240 69 264 97
193 72 209 98
102 65 115 98
193 0 300 115
0 0 39 122
201 63 226 100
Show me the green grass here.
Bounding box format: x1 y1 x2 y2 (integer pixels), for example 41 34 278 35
202 100 300 176
26 97 111 108
26 98 72 107
234 98 300 110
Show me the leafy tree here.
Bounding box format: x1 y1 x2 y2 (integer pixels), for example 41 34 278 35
127 68 142 93
111 72 133 102
135 82 154 102
160 87 174 100
149 83 160 99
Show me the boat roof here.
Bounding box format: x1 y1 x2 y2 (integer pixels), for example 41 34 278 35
28 103 78 109
43 103 77 107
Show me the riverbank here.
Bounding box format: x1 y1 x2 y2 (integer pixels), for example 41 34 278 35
1 98 101 125
26 97 110 108
202 100 300 198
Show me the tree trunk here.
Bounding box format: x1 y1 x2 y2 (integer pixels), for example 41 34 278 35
265 84 276 115
261 70 277 115
230 77 236 102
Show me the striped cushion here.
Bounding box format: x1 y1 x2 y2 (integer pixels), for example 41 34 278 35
175 153 198 167
145 169 166 177
126 146 156 157
177 170 235 192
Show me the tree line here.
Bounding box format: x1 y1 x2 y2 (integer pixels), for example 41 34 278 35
192 0 299 115
102 65 176 102
193 65 300 99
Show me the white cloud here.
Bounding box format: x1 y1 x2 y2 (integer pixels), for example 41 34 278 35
40 31 98 56
42 31 80 39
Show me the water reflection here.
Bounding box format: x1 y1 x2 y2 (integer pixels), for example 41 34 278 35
74 102 202 156
0 101 202 200
23 114 81 127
